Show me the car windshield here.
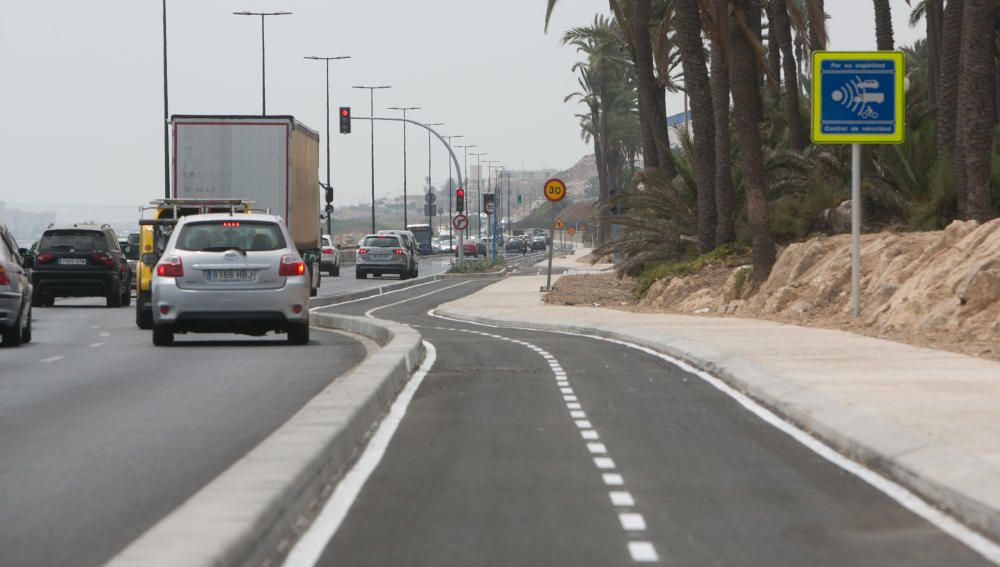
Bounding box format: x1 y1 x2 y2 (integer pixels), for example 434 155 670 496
176 221 285 252
363 236 400 248
38 230 106 252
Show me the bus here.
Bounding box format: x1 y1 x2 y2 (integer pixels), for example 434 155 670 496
406 224 434 254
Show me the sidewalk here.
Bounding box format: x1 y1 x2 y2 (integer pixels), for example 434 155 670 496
438 249 1000 544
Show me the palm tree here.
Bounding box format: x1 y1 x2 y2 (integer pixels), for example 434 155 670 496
936 0 963 157
730 0 776 280
770 0 807 151
956 0 998 222
633 0 678 176
709 0 737 245
674 0 717 252
873 0 895 50
910 1 943 112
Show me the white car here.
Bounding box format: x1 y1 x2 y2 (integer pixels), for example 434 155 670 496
150 213 311 346
321 235 340 276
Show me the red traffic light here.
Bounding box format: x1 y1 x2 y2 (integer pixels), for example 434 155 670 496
340 109 349 117
456 188 464 197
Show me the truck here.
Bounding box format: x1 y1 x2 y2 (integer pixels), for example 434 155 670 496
172 115 322 291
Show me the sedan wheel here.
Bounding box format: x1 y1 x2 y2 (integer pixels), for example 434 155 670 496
152 325 174 346
287 323 310 345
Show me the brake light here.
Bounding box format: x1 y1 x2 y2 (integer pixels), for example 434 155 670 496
0 266 8 286
322 247 334 254
279 254 305 276
156 256 184 277
358 248 369 254
393 249 404 255
222 221 241 227
36 253 55 265
90 252 113 267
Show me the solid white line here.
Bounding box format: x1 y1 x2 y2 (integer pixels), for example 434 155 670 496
610 491 635 507
365 281 470 319
308 279 440 312
282 341 438 567
40 356 64 363
619 513 647 531
429 311 1000 565
628 541 659 562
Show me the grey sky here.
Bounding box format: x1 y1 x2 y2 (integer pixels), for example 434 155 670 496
0 0 921 211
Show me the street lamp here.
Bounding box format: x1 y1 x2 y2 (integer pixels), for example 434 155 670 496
233 10 292 115
481 159 499 239
304 55 350 237
456 144 477 238
423 122 443 237
162 0 169 198
353 85 392 233
387 106 421 228
469 152 488 238
444 135 464 249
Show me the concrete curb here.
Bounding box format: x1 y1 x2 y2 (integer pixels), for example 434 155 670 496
107 313 424 567
434 305 1000 544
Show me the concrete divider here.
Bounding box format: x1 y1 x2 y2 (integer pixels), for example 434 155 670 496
107 312 424 567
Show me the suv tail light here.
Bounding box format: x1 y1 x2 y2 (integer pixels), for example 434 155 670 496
0 266 8 286
36 253 55 265
279 254 305 276
358 248 369 255
90 252 113 267
393 249 404 255
322 247 334 254
156 256 184 277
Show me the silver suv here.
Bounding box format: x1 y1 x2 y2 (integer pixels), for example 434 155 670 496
376 230 419 278
0 225 32 346
150 213 311 346
356 233 415 279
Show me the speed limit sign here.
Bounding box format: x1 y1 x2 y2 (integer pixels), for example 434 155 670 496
543 178 566 202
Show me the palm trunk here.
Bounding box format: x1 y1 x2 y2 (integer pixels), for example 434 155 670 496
590 105 610 245
926 0 942 113
771 0 806 151
937 0 963 156
957 0 998 222
808 0 826 51
873 0 894 50
765 2 783 101
731 0 776 281
675 0 718 252
748 0 765 124
711 18 737 246
633 0 677 177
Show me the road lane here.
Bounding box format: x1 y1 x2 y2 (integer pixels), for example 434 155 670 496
316 255 454 298
300 278 991 566
0 298 367 567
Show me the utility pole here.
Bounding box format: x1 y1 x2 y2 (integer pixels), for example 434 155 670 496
233 10 292 115
353 85 392 233
305 55 351 237
162 0 170 199
457 145 477 239
470 152 488 239
424 122 444 238
444 135 464 250
387 106 420 228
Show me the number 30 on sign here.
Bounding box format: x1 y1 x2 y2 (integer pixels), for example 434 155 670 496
543 178 566 202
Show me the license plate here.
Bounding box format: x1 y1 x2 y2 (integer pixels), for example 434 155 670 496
207 269 255 282
58 258 87 265
370 254 390 260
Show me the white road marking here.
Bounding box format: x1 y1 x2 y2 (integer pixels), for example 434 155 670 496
40 356 64 363
364 281 470 319
564 395 578 402
575 420 593 429
610 491 635 506
566 402 581 410
581 430 600 440
603 473 625 486
570 410 586 419
89 342 104 348
628 541 659 562
594 457 616 469
619 513 647 531
560 387 574 395
99 332 110 337
283 341 438 567
587 442 607 454
309 279 440 312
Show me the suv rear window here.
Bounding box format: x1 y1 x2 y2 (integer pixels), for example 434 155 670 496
363 236 401 248
38 230 106 252
176 221 286 252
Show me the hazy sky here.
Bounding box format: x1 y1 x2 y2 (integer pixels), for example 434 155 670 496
0 0 922 210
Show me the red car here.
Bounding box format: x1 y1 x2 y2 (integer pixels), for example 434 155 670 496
455 239 478 258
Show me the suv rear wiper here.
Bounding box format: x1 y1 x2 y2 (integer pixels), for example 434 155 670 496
201 246 247 255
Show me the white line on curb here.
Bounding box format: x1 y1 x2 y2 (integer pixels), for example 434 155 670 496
282 341 438 567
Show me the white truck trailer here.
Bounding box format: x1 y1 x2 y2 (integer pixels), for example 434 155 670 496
171 115 322 294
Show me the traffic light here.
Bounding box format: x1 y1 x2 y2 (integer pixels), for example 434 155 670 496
339 107 351 134
456 187 465 213
323 184 333 204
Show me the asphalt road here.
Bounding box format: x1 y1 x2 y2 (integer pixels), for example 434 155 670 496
305 278 991 566
317 255 454 298
0 297 367 567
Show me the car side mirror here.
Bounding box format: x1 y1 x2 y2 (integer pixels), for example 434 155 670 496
18 249 34 268
141 253 158 267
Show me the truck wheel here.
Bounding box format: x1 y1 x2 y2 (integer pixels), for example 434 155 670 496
287 323 310 345
136 291 153 329
106 279 123 308
152 325 174 346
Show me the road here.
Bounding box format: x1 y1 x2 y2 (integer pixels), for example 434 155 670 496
317 254 454 297
0 297 367 567
297 276 991 566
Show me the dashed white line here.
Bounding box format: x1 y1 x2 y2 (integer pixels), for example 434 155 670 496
40 356 64 363
610 491 635 506
587 442 608 454
569 410 587 419
581 430 600 440
89 342 104 348
575 420 593 429
99 332 110 337
619 513 647 531
594 457 616 469
603 473 625 486
566 402 582 410
560 387 574 395
628 542 659 563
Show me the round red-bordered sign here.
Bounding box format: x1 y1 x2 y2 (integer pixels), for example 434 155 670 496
543 178 567 202
452 214 469 231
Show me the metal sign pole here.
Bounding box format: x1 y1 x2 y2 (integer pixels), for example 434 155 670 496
851 143 861 318
545 202 556 290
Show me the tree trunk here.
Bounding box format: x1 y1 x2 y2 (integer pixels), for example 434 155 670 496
730 0 776 280
711 13 737 246
926 0 942 113
747 0 765 124
765 2 783 101
633 0 677 177
808 0 826 52
675 0 718 253
590 105 610 245
957 0 998 222
601 98 617 243
771 0 807 151
937 0 963 156
873 0 894 50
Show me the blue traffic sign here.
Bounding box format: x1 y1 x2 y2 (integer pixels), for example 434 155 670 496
812 52 904 144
